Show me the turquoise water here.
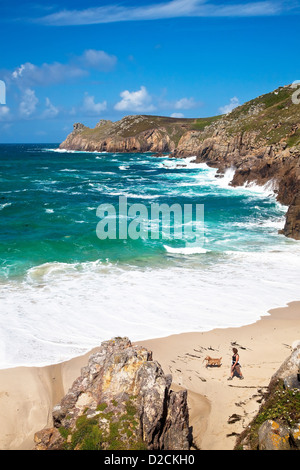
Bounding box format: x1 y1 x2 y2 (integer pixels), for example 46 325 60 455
0 144 292 277
0 144 299 368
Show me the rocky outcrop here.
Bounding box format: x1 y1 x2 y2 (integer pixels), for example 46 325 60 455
236 344 300 450
61 128 175 153
34 338 191 451
175 127 300 239
72 123 88 133
173 86 300 240
59 115 195 154
258 420 291 451
282 194 300 240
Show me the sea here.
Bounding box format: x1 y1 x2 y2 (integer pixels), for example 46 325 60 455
0 144 299 369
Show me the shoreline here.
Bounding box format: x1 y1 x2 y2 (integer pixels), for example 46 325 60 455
0 301 300 450
138 301 300 449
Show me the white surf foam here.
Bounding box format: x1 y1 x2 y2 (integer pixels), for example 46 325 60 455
0 151 298 369
164 245 208 254
1 245 300 369
0 203 12 210
44 148 108 155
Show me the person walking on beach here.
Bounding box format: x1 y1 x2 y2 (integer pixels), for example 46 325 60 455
228 347 244 380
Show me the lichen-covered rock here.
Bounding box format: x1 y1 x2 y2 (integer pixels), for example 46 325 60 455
34 428 64 450
34 337 191 451
290 423 300 449
258 420 291 450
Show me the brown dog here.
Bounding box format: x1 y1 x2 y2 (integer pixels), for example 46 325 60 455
204 356 222 368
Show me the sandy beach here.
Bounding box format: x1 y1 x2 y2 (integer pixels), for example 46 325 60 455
0 301 300 450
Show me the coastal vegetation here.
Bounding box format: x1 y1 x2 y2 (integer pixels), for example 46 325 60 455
58 396 147 450
235 346 300 450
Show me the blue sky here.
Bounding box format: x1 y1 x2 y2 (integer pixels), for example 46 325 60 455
0 0 300 143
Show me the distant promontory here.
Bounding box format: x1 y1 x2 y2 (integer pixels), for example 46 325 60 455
60 84 300 240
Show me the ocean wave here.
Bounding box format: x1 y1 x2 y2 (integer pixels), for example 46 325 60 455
1 249 300 368
59 168 78 172
44 148 108 155
241 179 278 198
1 146 299 369
159 156 200 170
230 217 285 230
45 148 77 153
0 202 12 210
164 245 208 254
97 190 161 199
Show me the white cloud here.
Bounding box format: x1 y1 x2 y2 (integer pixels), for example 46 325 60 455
171 112 184 118
80 50 117 71
174 97 197 110
114 86 156 112
0 93 62 122
38 1 284 26
12 61 87 88
219 96 240 114
0 106 10 121
19 88 38 117
10 50 116 88
42 97 59 118
82 93 107 115
12 63 31 79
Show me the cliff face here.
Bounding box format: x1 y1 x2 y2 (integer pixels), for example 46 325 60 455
34 338 191 451
175 126 300 239
60 84 300 240
60 115 202 154
173 85 300 240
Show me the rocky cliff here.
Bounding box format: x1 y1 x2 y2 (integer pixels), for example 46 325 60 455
235 343 300 450
34 338 191 450
60 115 204 154
60 84 300 240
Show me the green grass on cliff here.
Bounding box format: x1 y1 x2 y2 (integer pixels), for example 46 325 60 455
224 85 300 147
68 84 300 150
235 379 300 450
115 115 196 138
59 397 147 451
76 115 219 146
191 115 223 131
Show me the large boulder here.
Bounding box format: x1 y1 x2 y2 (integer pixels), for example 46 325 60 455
34 337 191 451
258 420 291 450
